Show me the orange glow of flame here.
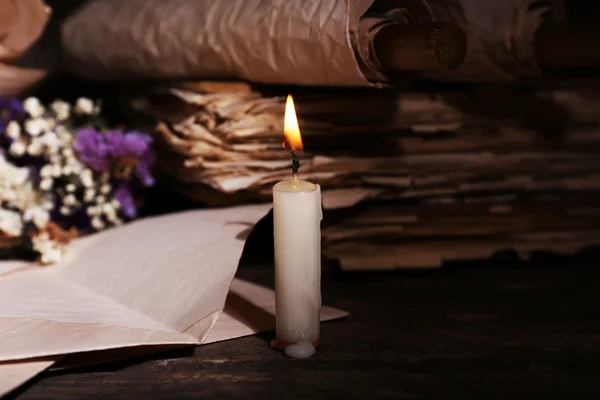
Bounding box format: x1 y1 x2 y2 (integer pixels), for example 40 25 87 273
283 94 303 153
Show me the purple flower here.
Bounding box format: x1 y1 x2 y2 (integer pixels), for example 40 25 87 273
0 98 24 133
106 130 155 187
74 128 109 172
114 184 137 218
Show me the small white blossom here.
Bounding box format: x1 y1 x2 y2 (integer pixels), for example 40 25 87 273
91 217 105 230
41 132 61 154
51 164 62 177
5 121 20 139
84 188 96 202
0 209 23 237
56 127 72 145
23 97 45 118
24 118 47 136
74 98 95 115
31 232 65 265
110 199 121 209
100 183 111 194
62 165 73 176
9 140 26 156
63 194 77 206
27 139 44 156
66 183 76 193
103 203 118 222
81 169 94 187
51 100 71 120
39 165 53 178
40 248 63 265
86 205 100 216
23 206 50 229
59 206 71 216
96 195 106 204
0 156 30 205
69 160 84 174
61 147 74 158
39 178 53 191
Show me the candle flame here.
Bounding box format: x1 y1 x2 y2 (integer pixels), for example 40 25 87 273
283 94 303 153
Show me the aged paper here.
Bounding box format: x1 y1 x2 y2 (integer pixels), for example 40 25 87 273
0 204 348 396
0 279 348 397
0 359 56 398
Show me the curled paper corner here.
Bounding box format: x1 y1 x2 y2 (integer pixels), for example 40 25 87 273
0 64 47 97
0 0 51 96
0 0 52 61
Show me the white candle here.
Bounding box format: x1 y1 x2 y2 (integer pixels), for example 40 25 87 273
272 95 322 347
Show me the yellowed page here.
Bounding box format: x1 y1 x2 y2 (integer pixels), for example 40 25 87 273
0 358 56 398
0 204 271 362
0 279 349 395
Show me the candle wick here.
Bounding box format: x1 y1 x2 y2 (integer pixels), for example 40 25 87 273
283 140 301 176
291 152 300 176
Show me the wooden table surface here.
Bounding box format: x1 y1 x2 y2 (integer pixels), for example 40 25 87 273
7 249 600 399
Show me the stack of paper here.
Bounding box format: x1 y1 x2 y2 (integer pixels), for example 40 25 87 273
122 84 600 208
120 83 600 269
0 203 348 396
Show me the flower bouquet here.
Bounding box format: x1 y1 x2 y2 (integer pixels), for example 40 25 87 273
0 96 155 264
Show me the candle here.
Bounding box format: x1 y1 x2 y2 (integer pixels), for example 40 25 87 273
272 95 322 354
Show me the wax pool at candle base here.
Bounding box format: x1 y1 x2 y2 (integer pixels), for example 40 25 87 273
273 176 322 345
284 342 316 359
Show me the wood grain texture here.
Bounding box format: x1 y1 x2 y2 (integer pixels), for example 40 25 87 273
8 250 600 399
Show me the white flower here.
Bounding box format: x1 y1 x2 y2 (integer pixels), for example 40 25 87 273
86 205 100 216
5 121 20 139
84 188 96 202
41 132 61 154
39 165 53 178
96 195 106 204
51 164 62 177
66 183 76 193
51 100 71 120
23 97 45 118
0 155 28 181
63 194 77 206
62 165 73 176
9 140 26 156
102 203 118 222
39 178 53 191
0 209 23 237
27 139 44 156
61 147 74 158
24 118 47 136
100 183 111 194
68 159 84 174
31 232 65 265
42 200 54 211
40 248 63 265
23 206 50 229
59 206 71 216
75 98 95 115
81 169 94 187
91 217 105 230
0 156 30 206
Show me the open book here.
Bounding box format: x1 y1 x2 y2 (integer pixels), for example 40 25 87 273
0 204 348 396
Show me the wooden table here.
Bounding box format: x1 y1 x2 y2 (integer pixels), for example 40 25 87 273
8 250 600 399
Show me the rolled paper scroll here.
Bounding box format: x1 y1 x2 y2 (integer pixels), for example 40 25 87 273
61 0 563 85
61 0 467 87
422 0 566 81
0 0 51 96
